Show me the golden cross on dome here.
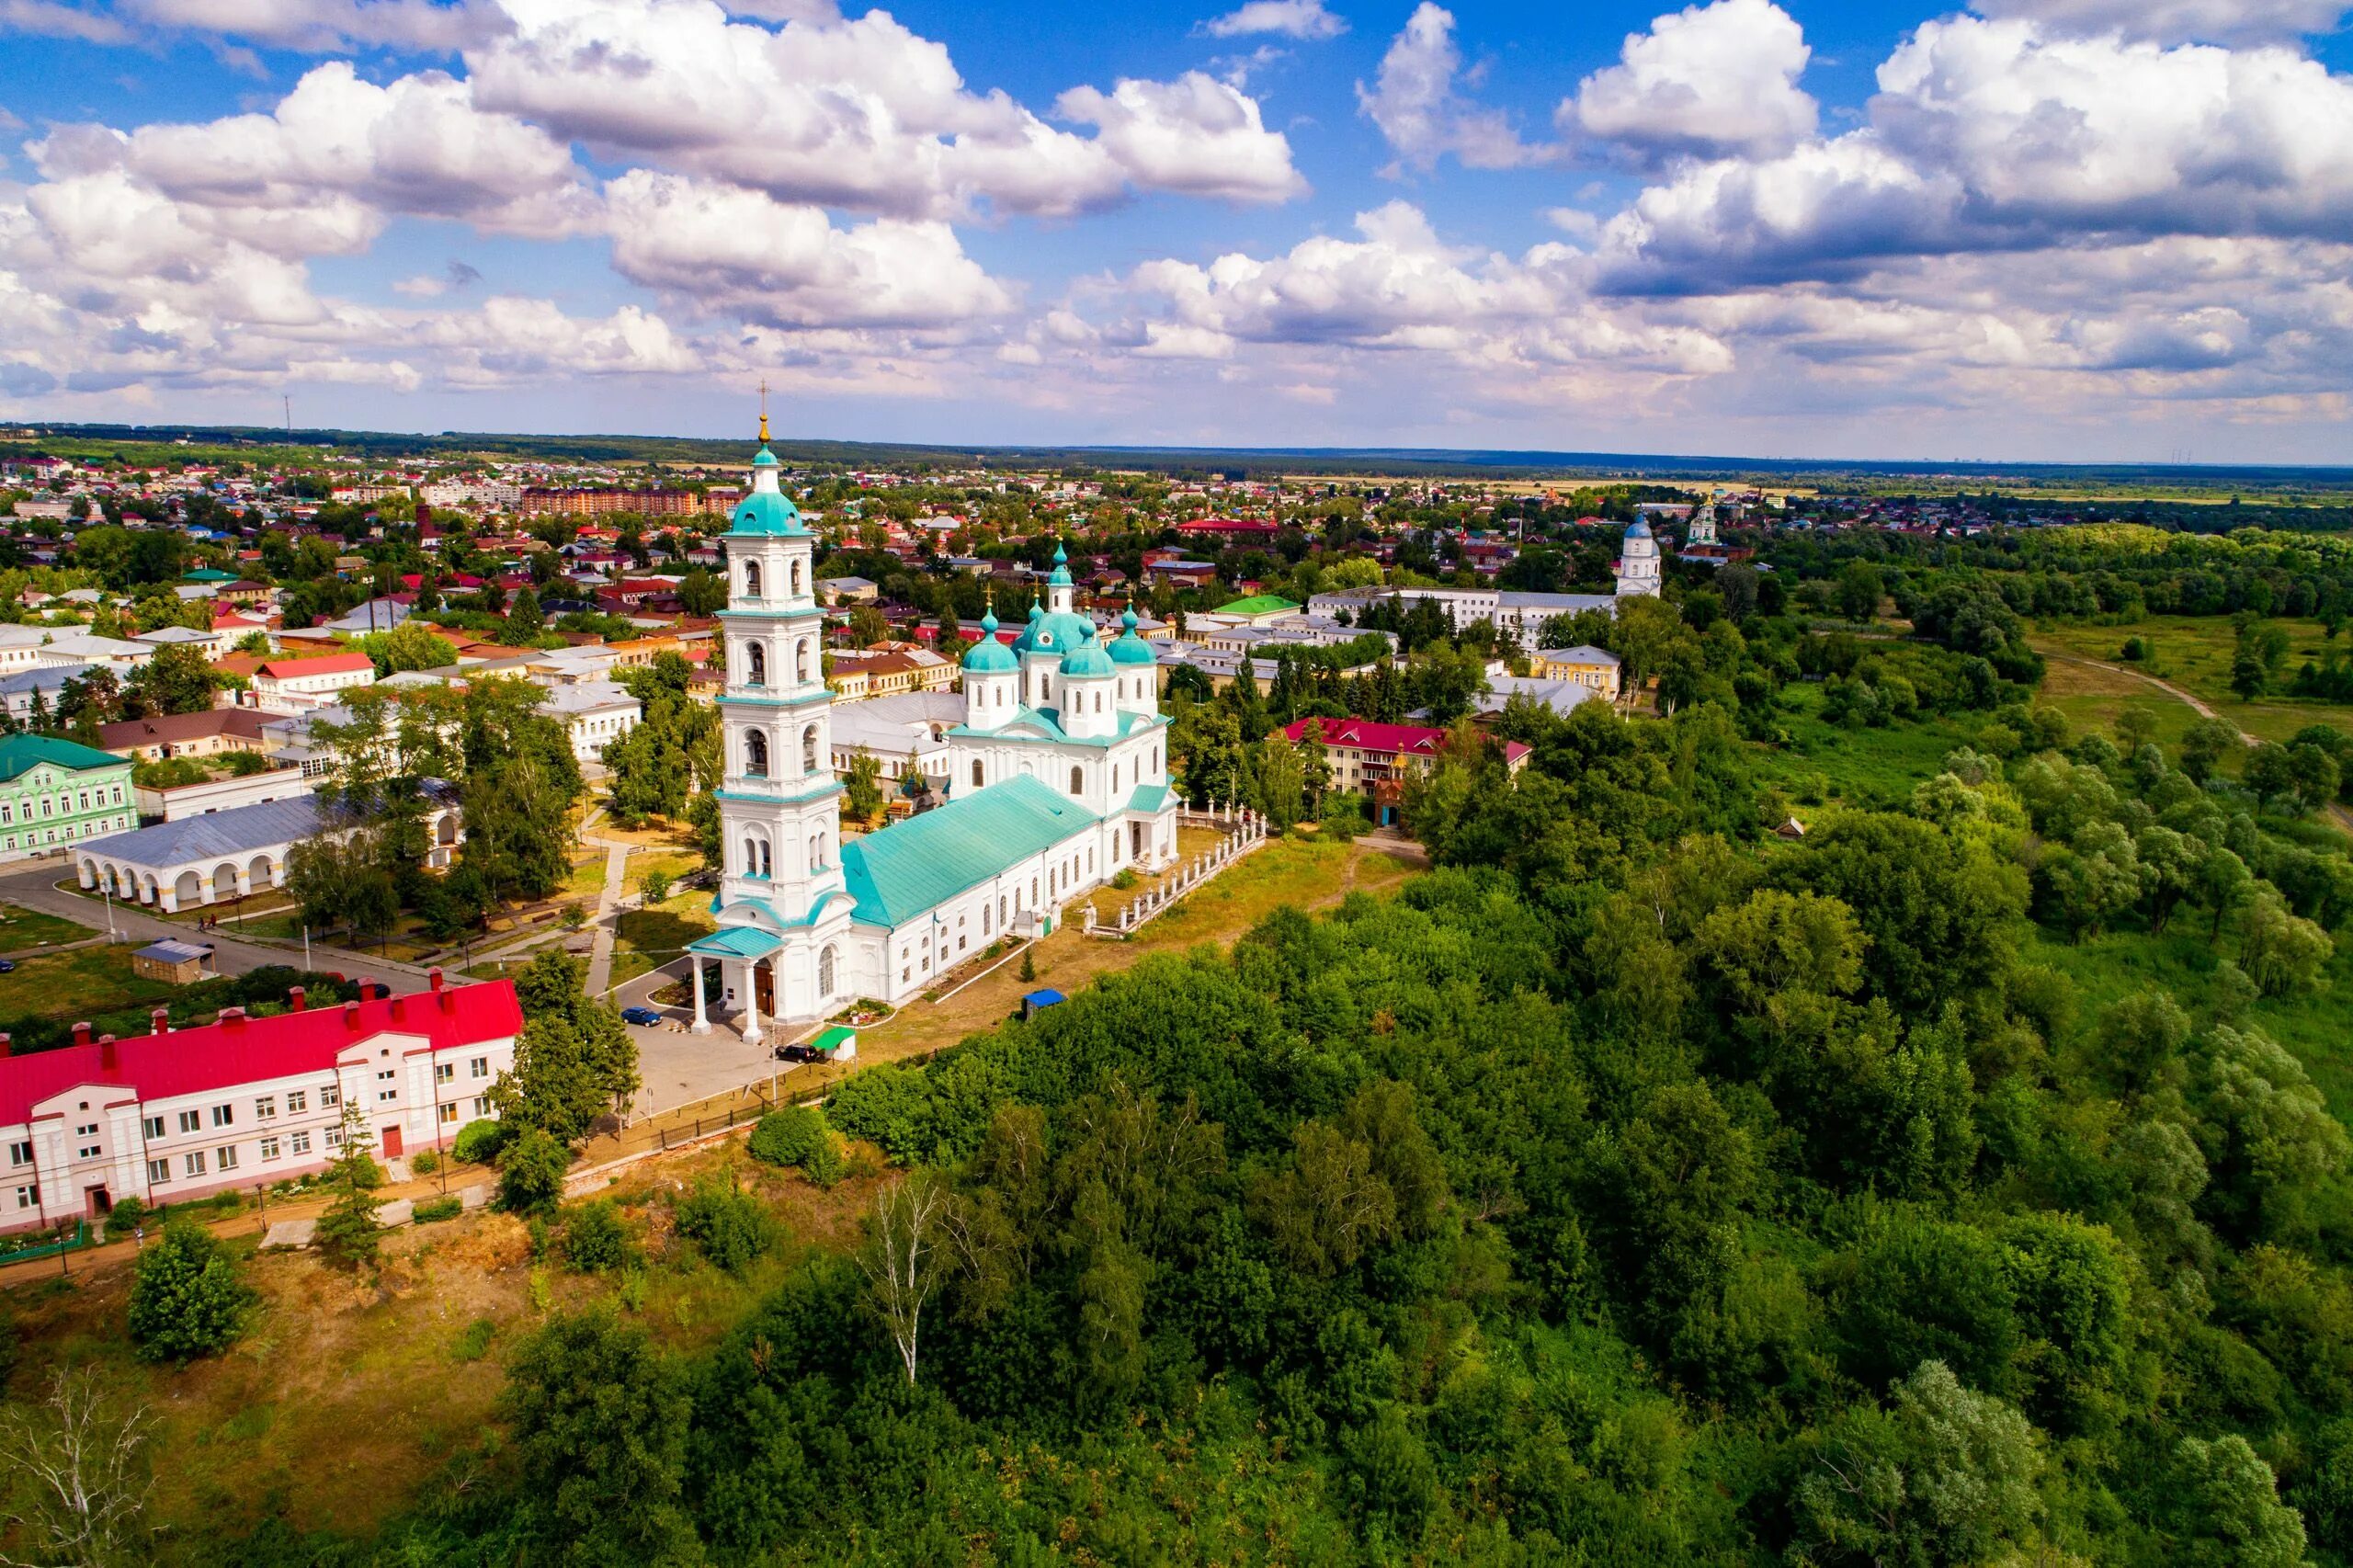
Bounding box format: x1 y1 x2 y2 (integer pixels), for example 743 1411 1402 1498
757 379 770 444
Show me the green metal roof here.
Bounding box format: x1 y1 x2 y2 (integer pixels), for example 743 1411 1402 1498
1059 641 1114 677
962 608 1018 672
839 773 1097 928
181 568 238 583
0 734 130 783
1214 595 1300 616
688 926 783 959
813 1026 857 1051
1123 782 1171 814
945 706 1161 749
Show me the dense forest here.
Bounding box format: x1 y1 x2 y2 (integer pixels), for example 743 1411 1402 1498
107 633 2340 1565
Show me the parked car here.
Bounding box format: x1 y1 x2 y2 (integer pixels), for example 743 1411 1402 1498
0 960 16 973
620 1006 664 1026
773 1042 815 1063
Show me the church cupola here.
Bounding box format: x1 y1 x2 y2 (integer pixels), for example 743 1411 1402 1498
961 603 1018 732
1057 638 1118 740
1108 599 1158 715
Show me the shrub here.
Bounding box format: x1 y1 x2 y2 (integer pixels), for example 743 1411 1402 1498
128 1220 255 1363
452 1119 509 1165
672 1178 779 1273
413 1196 462 1224
450 1316 497 1363
101 1194 148 1244
408 1148 438 1176
748 1107 844 1186
563 1199 639 1274
498 1129 573 1215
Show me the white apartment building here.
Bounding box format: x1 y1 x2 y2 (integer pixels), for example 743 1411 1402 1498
0 973 519 1231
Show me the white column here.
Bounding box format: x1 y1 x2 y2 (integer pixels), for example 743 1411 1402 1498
690 958 710 1034
745 958 762 1047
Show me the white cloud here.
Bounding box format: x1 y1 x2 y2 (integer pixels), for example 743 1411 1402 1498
602 171 1015 328
1565 0 1817 165
1968 0 2349 46
1201 0 1345 40
465 0 1298 219
0 0 132 43
119 0 507 51
1054 73 1307 204
1357 3 1552 174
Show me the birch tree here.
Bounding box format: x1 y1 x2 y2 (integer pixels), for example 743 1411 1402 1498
858 1171 949 1384
0 1370 153 1568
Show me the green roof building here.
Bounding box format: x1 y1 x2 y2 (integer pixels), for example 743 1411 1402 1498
1211 595 1301 625
0 735 136 860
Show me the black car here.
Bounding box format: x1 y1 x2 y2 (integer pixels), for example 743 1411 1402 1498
773 1042 815 1063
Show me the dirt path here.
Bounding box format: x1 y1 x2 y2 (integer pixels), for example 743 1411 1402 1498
2040 649 2353 837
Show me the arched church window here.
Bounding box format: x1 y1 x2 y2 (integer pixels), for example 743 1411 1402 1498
1070 765 1084 796
791 560 804 597
801 724 819 773
1112 765 1120 793
746 643 766 687
761 840 772 878
745 560 762 599
746 730 768 777
1094 691 1102 712
818 945 835 998
972 759 983 788
797 640 813 682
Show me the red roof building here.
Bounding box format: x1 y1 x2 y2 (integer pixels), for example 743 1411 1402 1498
0 973 523 1231
1281 717 1529 828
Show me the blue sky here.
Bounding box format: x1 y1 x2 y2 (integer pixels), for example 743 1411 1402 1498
3 0 2352 461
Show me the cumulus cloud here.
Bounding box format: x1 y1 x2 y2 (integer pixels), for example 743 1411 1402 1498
465 0 1299 219
603 171 1015 328
1564 0 1817 165
1968 0 2349 46
39 62 598 250
119 0 506 51
1200 0 1345 40
1357 4 1552 173
1055 73 1307 203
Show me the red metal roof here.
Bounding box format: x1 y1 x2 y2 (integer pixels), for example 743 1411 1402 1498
0 979 523 1127
258 652 375 678
1283 717 1529 765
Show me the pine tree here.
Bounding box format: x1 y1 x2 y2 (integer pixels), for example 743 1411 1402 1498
313 1101 383 1270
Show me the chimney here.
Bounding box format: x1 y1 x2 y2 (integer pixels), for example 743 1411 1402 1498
100 1037 118 1072
72 1021 90 1049
428 967 444 993
343 1001 361 1028
219 1007 246 1029
289 985 306 1012
358 978 379 1001
152 1007 169 1037
0 1033 13 1058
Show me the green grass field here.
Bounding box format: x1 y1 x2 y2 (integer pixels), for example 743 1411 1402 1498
2030 616 2353 745
1756 682 1983 805
609 893 718 989
0 945 180 1019
0 903 95 952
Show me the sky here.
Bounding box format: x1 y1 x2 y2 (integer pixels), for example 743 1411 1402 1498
2 0 2352 462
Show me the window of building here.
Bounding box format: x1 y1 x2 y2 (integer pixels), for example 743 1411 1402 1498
183 1152 206 1178
435 1062 454 1085
6 1141 28 1167
255 1096 276 1119
290 1131 311 1156
74 1124 99 1159
287 1090 307 1114
1070 765 1083 795
210 1104 233 1128
260 1136 280 1161
472 1096 492 1117
319 1085 339 1109
177 1109 200 1134
217 1144 238 1172
469 1057 489 1079
146 1159 168 1187
972 759 983 788
15 1185 37 1209
746 730 768 777
141 1115 163 1141
324 1127 343 1151
439 1102 460 1125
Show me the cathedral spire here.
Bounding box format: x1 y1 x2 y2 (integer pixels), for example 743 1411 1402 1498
757 379 770 446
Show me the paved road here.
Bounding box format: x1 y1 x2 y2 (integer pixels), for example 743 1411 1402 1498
581 835 632 994
0 859 439 987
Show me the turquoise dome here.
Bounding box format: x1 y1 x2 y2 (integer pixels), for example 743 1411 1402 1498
1012 594 1097 656
1109 603 1155 665
1060 641 1115 678
962 608 1018 673
729 448 808 536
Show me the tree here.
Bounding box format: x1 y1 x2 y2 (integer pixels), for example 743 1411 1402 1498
1791 1360 2046 1568
313 1101 383 1270
494 953 640 1142
676 568 726 617
0 1370 154 1568
2234 890 2333 995
127 1220 254 1361
2170 1434 2307 1568
123 644 217 717
858 1169 950 1383
497 1127 573 1214
2180 716 2241 784
504 1311 699 1566
844 750 882 820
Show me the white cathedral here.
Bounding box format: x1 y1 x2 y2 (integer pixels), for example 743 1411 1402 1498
685 424 1182 1039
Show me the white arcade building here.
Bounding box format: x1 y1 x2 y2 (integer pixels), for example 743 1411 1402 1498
685 425 1182 1039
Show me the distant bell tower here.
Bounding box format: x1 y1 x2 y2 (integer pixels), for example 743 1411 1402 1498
1615 517 1662 598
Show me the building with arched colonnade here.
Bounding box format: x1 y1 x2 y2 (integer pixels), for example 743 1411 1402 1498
74 787 461 915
